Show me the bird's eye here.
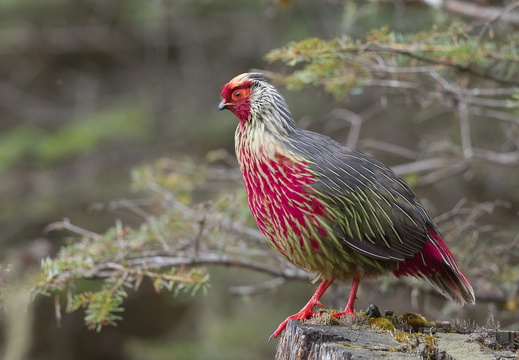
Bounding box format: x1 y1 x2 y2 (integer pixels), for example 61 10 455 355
232 90 242 101
231 87 250 101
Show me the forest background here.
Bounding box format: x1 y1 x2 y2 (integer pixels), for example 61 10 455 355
1 1 519 359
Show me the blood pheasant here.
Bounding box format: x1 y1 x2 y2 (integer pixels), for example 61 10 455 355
219 73 475 339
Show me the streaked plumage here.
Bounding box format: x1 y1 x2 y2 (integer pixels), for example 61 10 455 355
219 73 475 338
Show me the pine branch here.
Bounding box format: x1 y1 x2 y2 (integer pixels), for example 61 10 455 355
266 24 519 93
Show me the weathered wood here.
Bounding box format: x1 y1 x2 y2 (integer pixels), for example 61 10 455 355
276 319 421 359
434 333 493 360
275 319 519 360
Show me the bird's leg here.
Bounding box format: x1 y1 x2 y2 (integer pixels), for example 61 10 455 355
270 279 333 340
332 277 360 318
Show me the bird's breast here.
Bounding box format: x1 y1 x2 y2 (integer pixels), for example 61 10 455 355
236 140 331 264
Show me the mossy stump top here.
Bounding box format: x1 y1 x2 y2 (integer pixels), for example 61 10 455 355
275 317 518 359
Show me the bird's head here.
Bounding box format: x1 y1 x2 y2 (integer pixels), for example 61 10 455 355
219 73 296 135
219 73 262 122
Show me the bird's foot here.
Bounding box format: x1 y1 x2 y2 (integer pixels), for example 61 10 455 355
269 300 325 341
331 308 355 319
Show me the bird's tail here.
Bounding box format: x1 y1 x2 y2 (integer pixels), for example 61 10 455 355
393 229 475 306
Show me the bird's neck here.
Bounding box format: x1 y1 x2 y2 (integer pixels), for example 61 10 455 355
235 115 293 166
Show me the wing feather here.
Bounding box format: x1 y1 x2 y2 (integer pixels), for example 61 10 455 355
286 129 431 262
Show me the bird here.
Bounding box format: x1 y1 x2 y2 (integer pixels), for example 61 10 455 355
218 72 475 339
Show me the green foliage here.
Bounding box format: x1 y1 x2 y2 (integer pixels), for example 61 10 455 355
266 23 519 99
28 156 257 332
37 103 151 163
0 125 40 168
71 285 126 332
33 219 210 331
0 103 150 169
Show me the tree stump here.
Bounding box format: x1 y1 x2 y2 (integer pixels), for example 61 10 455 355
275 319 519 360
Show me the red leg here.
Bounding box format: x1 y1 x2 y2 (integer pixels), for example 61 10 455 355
270 279 333 340
332 277 360 318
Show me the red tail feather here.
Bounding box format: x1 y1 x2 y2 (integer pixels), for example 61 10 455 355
393 229 475 305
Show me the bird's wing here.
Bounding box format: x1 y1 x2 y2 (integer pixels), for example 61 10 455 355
287 129 433 262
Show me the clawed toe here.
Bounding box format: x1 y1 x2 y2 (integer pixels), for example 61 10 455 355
270 311 318 340
331 310 355 319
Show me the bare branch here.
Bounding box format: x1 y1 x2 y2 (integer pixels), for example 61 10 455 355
464 87 519 96
229 277 286 295
360 139 419 160
369 79 425 91
442 0 519 26
469 106 519 124
390 158 458 176
43 218 99 238
458 99 473 158
325 103 388 149
327 108 363 148
472 148 519 165
415 160 470 186
89 252 310 282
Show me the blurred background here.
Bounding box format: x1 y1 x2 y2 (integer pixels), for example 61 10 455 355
1 1 519 359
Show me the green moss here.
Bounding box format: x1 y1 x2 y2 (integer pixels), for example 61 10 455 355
368 317 395 331
393 330 411 343
400 312 429 330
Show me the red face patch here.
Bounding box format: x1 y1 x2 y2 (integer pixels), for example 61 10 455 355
220 80 253 122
